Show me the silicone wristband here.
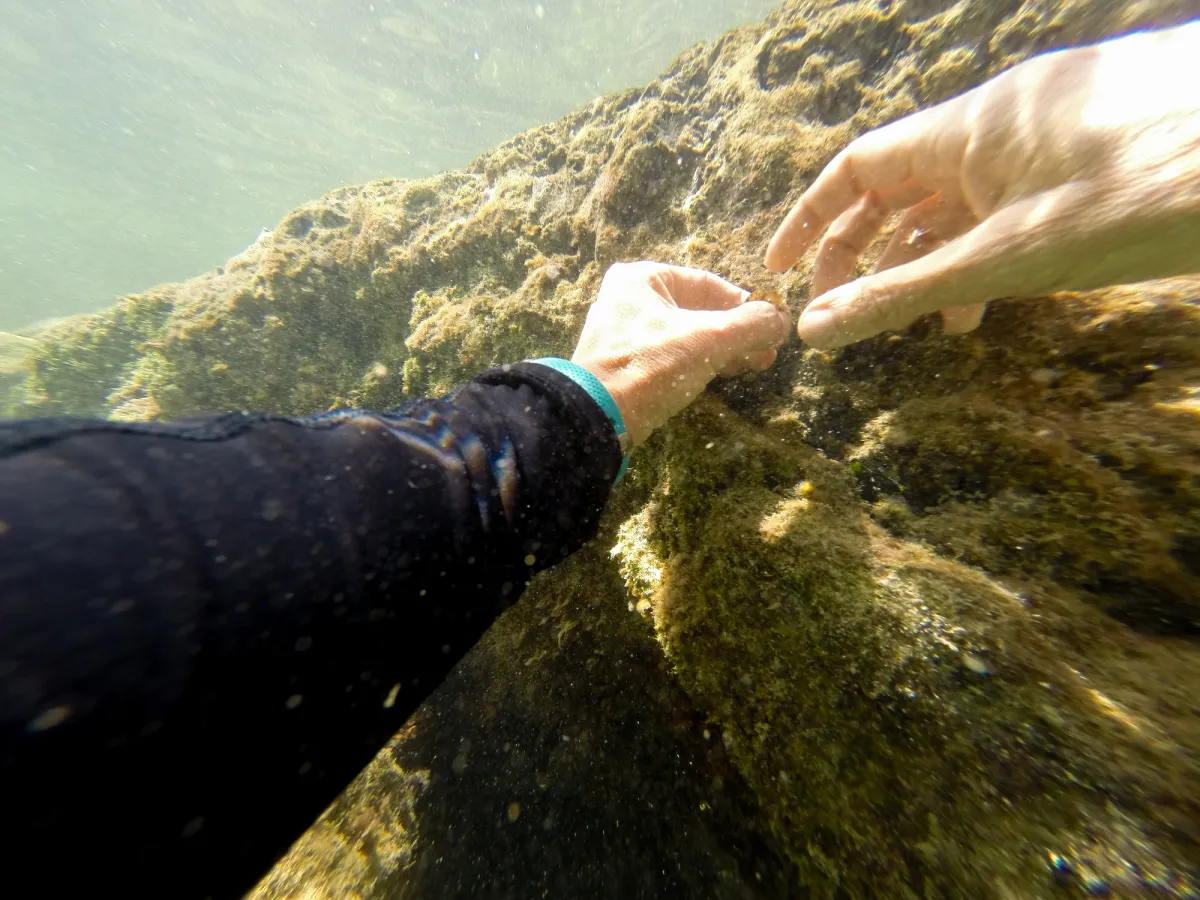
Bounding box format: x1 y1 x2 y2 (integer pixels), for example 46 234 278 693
528 357 631 484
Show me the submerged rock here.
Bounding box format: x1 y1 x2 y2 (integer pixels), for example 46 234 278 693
13 0 1200 896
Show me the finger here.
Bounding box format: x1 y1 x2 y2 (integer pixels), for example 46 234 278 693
642 263 749 311
875 194 977 273
765 100 968 273
797 179 1106 349
686 301 790 373
716 347 776 377
940 302 987 334
811 190 890 297
876 196 984 336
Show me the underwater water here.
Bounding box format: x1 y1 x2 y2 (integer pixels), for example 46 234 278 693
0 0 779 330
2 0 1200 898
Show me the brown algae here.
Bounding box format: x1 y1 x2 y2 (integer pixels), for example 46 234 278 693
748 288 788 314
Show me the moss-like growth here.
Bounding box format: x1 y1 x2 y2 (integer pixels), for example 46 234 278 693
614 396 1199 897
8 292 173 418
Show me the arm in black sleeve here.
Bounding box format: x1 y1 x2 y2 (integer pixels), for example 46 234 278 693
0 362 620 898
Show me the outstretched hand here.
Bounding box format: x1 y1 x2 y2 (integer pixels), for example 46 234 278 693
766 20 1200 349
573 262 790 445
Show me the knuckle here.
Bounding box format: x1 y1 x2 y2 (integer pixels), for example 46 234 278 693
819 232 859 257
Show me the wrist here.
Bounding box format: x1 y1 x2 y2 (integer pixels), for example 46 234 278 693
569 359 641 447
527 358 632 483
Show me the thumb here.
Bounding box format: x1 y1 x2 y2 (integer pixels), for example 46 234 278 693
689 299 790 372
796 174 1177 349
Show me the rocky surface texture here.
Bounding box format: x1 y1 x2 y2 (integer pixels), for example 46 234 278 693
11 0 1200 896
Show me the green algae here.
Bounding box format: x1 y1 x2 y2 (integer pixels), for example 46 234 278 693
6 291 174 419
613 395 1200 897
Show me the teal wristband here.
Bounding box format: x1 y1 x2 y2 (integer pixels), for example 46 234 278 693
528 357 631 484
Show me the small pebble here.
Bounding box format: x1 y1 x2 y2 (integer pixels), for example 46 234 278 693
962 652 990 676
1030 368 1059 386
748 288 787 313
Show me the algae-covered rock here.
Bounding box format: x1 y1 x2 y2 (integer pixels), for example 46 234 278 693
15 0 1200 896
615 393 1200 897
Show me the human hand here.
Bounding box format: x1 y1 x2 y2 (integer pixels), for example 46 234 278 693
572 262 790 446
765 21 1200 349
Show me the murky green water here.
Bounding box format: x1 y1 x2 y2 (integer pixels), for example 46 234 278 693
0 0 778 329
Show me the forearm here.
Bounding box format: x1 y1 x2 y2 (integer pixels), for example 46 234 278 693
0 362 620 897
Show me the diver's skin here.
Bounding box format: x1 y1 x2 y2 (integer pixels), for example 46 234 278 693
767 19 1200 348
1 23 1198 900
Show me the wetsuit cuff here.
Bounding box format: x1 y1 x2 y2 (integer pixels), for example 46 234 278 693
527 358 631 484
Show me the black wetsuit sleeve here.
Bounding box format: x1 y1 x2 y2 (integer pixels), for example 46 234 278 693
0 362 620 899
